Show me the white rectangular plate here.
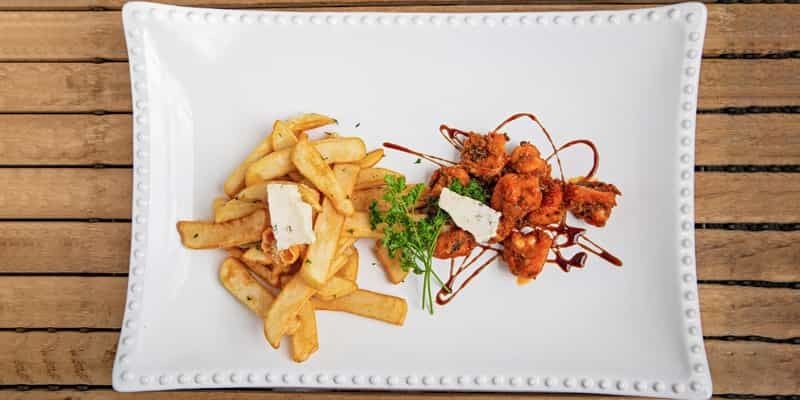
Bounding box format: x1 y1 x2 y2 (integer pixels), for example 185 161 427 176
115 2 711 398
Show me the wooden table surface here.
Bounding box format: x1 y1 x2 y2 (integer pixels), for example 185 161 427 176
0 0 798 399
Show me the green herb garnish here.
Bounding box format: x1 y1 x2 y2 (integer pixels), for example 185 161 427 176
414 158 422 164
447 179 489 204
369 175 449 314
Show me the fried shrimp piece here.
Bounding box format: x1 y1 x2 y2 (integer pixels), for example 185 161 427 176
461 132 509 179
426 166 470 198
526 176 566 226
565 181 621 227
502 229 553 279
491 173 542 219
433 228 477 259
510 142 549 176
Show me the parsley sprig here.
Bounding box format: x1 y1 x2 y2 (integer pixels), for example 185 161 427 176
447 179 489 204
369 175 449 314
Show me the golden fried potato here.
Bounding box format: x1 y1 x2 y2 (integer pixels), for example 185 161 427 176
312 289 407 326
215 199 264 223
358 149 385 169
177 209 268 249
271 120 298 151
220 258 275 318
373 240 409 284
315 276 357 301
290 302 319 362
263 275 316 348
355 168 403 190
342 211 383 239
292 138 355 216
224 133 273 197
287 113 336 133
336 249 359 281
245 138 365 186
235 181 322 212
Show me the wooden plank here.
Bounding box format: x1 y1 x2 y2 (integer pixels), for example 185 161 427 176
2 113 797 167
695 230 800 282
0 115 132 165
3 223 799 282
1 277 796 338
0 60 798 112
0 277 126 328
1 5 798 59
0 223 130 273
695 114 800 165
0 0 704 12
695 173 800 223
0 63 131 113
0 169 131 219
1 333 797 395
2 169 797 222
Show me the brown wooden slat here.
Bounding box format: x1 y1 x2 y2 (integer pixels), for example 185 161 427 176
2 223 799 282
0 59 798 112
695 173 800 223
0 115 132 165
0 169 131 219
0 223 130 274
0 277 126 328
0 63 131 113
0 0 707 12
2 276 796 339
1 332 796 395
1 5 798 60
696 114 800 165
2 169 797 222
695 230 800 282
1 113 796 167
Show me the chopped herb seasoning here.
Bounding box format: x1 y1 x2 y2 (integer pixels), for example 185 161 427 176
192 233 199 238
355 122 361 128
414 158 422 164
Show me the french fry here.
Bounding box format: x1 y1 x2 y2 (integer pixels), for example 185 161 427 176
177 209 268 249
315 276 358 301
312 289 408 326
220 258 274 318
290 302 319 362
213 197 226 217
336 248 359 281
242 247 271 265
224 133 273 197
300 164 360 288
287 113 336 133
226 247 244 259
245 138 366 186
351 184 423 212
235 181 322 212
337 237 357 256
355 168 403 190
342 211 383 239
215 199 264 223
373 240 409 284
263 275 316 348
271 120 298 151
292 138 355 216
358 149 385 169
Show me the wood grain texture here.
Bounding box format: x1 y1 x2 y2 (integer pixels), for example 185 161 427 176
0 63 131 113
2 169 797 222
0 223 130 273
1 277 796 338
1 332 797 394
0 5 798 59
2 224 799 282
0 169 131 219
0 277 127 328
695 230 800 282
1 113 796 166
0 59 798 112
695 114 800 165
695 173 800 223
0 115 132 165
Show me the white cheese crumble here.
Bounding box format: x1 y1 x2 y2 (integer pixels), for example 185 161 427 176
266 183 315 250
438 187 501 243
